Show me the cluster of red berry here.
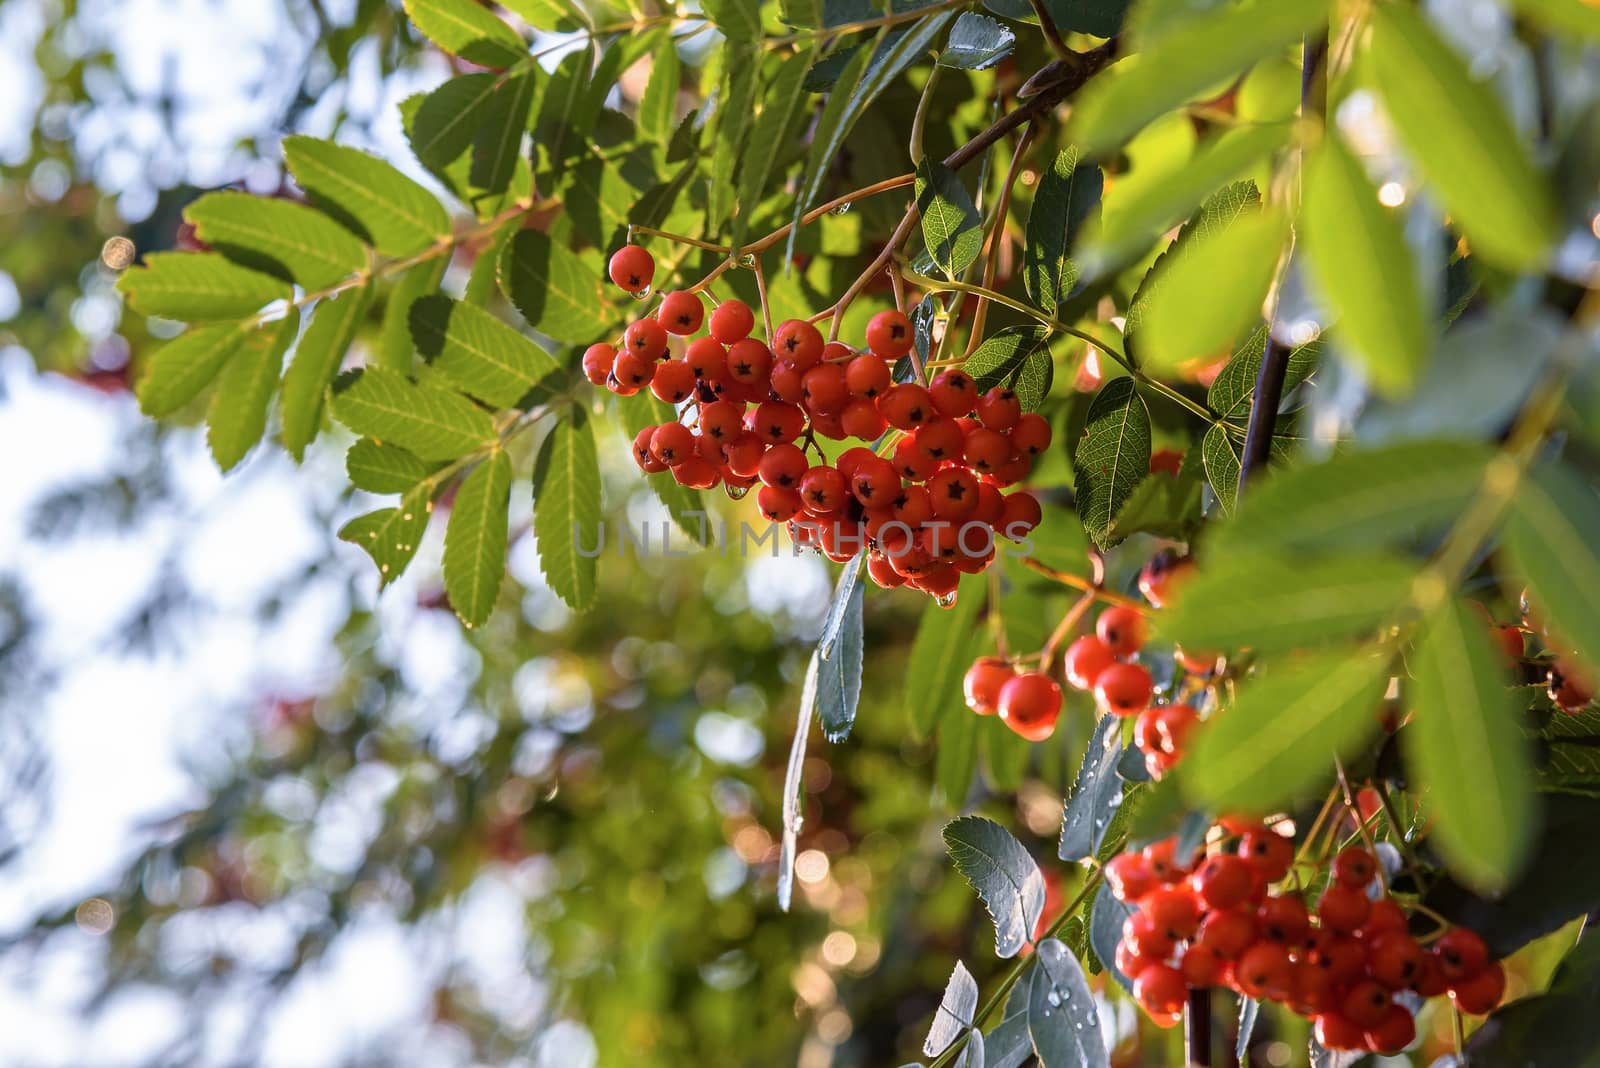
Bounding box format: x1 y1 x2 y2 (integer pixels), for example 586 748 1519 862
962 658 1063 742
587 245 1052 599
1108 827 1504 1053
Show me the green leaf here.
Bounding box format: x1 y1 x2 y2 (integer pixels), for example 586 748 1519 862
346 438 442 494
817 562 865 742
379 258 447 370
1082 126 1287 273
616 392 709 543
1089 883 1137 992
1126 180 1262 340
136 321 249 417
1206 324 1319 422
339 483 433 588
1201 422 1245 516
1300 134 1428 397
1157 551 1420 655
499 0 581 31
1060 713 1125 862
410 73 501 171
1407 597 1536 891
409 294 560 409
498 229 614 344
965 325 1051 391
732 43 818 245
936 695 981 810
443 448 512 627
283 136 451 258
943 815 1046 959
638 41 680 144
916 157 984 280
281 284 372 460
469 68 537 196
402 0 525 67
117 252 291 321
532 51 588 185
1138 207 1287 375
1073 378 1152 550
1023 147 1102 317
708 44 761 231
939 12 1015 70
1067 0 1327 154
1368 4 1558 270
1213 441 1494 555
1184 650 1391 814
924 961 979 1060
531 408 602 611
1504 463 1600 675
1113 458 1205 541
701 0 763 41
1466 933 1600 1067
330 366 497 461
184 192 368 290
1503 0 1600 39
1050 0 1129 37
905 572 985 739
1028 938 1108 1068
207 308 299 470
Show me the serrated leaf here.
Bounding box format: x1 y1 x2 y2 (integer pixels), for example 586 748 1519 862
533 50 588 184
616 392 709 543
282 284 372 460
380 258 447 370
1201 422 1244 515
1206 324 1319 422
330 366 497 461
702 0 762 40
1157 551 1420 655
1073 378 1151 549
1060 713 1124 862
1082 126 1287 274
346 438 442 494
1503 463 1600 674
284 136 451 258
498 229 613 344
1408 597 1536 891
410 72 501 171
638 41 680 144
409 294 560 409
965 326 1051 392
1301 134 1427 397
1138 206 1288 375
708 44 761 231
1089 883 1136 992
207 308 298 470
443 448 511 627
1067 0 1328 154
905 572 985 739
943 815 1046 959
924 961 980 1057
819 555 864 661
917 157 984 280
339 483 433 588
117 252 291 321
470 68 536 196
184 192 368 290
1126 180 1261 340
778 650 820 912
1023 147 1102 317
732 43 817 245
940 12 1015 70
1213 441 1494 555
402 0 525 67
136 321 249 417
1028 938 1108 1068
817 564 865 742
1368 3 1557 270
499 0 581 30
1184 650 1391 814
531 408 601 611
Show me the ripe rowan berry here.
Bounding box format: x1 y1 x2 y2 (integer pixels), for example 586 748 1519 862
582 342 616 385
999 491 1042 540
758 443 807 489
725 338 773 386
1144 836 1195 883
975 386 1021 431
608 244 654 290
1095 661 1153 717
997 671 1061 741
1434 928 1489 981
928 369 976 417
752 401 806 444
1332 847 1377 889
1115 940 1157 980
648 422 695 466
1191 854 1255 911
709 298 755 343
799 465 848 514
1234 941 1294 1001
972 482 1006 528
917 564 960 598
1414 952 1448 997
1291 963 1340 1016
801 363 849 413
1363 1004 1415 1055
682 335 726 381
768 360 805 403
1095 605 1147 658
1123 909 1177 960
892 435 939 482
1143 885 1202 940
865 308 913 358
841 398 889 443
962 426 1012 474
1550 662 1594 712
1255 895 1310 943
866 550 903 588
631 427 666 472
613 349 657 389
810 410 846 440
963 657 1014 716
624 318 669 360
1009 411 1052 457
649 359 696 404
1063 637 1115 694
1156 703 1200 756
1238 829 1294 882
1367 932 1424 991
844 353 891 398
891 484 934 527
696 399 743 443
879 383 934 430
1360 898 1407 939
658 291 704 335
1317 885 1371 935
1449 960 1505 1014
1341 980 1392 1029
1181 944 1224 988
773 318 824 369
913 418 965 463
1313 1012 1367 1052
722 433 765 479
673 456 719 489
1106 852 1157 903
1139 553 1194 609
1133 964 1187 1016
850 456 899 508
1195 909 1257 960
927 467 980 521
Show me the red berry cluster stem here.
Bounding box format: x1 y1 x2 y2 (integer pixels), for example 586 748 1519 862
1108 829 1506 1054
592 244 1053 600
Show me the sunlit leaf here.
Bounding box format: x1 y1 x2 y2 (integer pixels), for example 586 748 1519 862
940 12 1015 70
499 229 615 343
117 252 291 321
410 294 560 409
531 407 602 611
402 0 526 67
185 192 368 290
905 572 985 739
817 562 865 741
346 437 442 494
924 961 979 1057
207 308 299 470
917 158 984 280
443 448 512 627
281 285 372 460
1028 938 1108 1068
136 321 250 417
338 483 433 588
1073 378 1151 549
943 815 1046 959
1023 147 1102 317
330 366 498 461
284 136 452 258
1060 713 1124 862
1502 462 1600 674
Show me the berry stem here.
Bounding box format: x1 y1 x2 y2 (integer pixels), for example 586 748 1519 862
1018 557 1146 610
627 226 731 254
1040 587 1098 673
1185 988 1213 1067
1333 756 1389 893
963 123 1036 359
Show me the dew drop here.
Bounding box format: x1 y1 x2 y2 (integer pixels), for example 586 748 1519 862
1074 1022 1084 1031
934 591 958 609
1093 817 1105 829
632 285 652 300
789 814 805 835
1046 990 1061 1008
724 482 750 501
829 201 852 216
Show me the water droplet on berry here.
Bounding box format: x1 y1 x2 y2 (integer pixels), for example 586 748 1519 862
632 285 652 300
829 201 851 216
724 483 749 501
934 591 958 609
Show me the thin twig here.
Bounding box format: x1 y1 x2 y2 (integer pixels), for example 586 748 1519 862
965 124 1036 358
1027 0 1074 60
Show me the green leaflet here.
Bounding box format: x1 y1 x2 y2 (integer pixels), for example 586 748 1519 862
531 407 602 611
638 41 680 145
916 157 984 280
1073 378 1151 550
443 449 512 627
346 438 442 494
1022 147 1102 317
409 294 560 409
137 321 250 417
330 366 498 462
117 252 291 321
498 229 614 344
1503 463 1600 675
339 483 434 589
904 571 985 740
184 192 368 290
283 135 451 258
401 0 525 68
281 284 373 460
207 308 300 471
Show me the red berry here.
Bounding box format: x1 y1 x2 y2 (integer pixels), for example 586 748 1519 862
1133 963 1187 1016
975 387 1021 431
1360 897 1407 938
1434 928 1489 981
844 354 891 398
865 309 913 358
613 349 657 389
709 299 755 343
773 318 824 368
799 465 848 515
1106 853 1157 903
658 291 704 335
1009 411 1052 457
962 426 1012 474
1317 884 1372 935
757 485 803 522
1155 703 1200 756
1143 885 1202 940
1180 943 1224 988
608 244 654 290
997 672 1062 741
878 383 933 430
647 359 695 404
624 318 669 360
892 435 939 482
1341 979 1392 1029
1363 1003 1415 1055
582 342 617 386
649 422 696 466
722 433 765 478
752 401 806 444
928 369 977 417
673 456 719 489
1144 837 1195 883
801 363 849 413
999 491 1042 541
725 338 773 386
1234 941 1294 1001
866 551 903 588
1139 554 1194 609
1115 939 1157 980
758 443 807 489
683 336 727 381
1094 662 1153 717
837 397 883 440
631 427 666 472
1414 951 1449 997
1367 933 1425 991
1195 909 1257 960
927 467 980 521
1123 910 1177 960
1191 854 1255 911
1313 1012 1367 1052
1095 605 1147 658
1238 828 1294 882
698 399 745 443
850 457 900 509
963 657 1014 716
1133 704 1165 754
1332 846 1377 889
1449 960 1505 1015
1255 895 1310 943
913 418 965 463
